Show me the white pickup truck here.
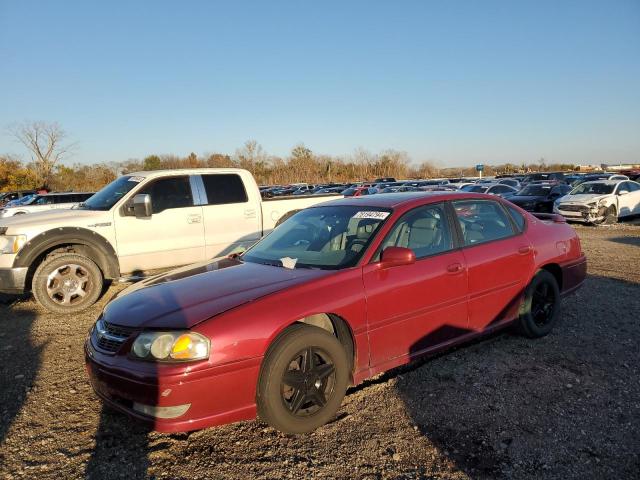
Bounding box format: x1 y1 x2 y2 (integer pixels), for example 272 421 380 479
0 168 338 313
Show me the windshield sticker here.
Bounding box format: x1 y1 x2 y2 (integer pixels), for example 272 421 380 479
280 257 298 269
128 176 145 183
353 211 390 220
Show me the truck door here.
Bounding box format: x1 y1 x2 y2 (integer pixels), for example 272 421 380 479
114 175 205 273
197 173 262 258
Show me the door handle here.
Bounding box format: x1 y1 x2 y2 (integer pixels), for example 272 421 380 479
446 263 463 274
187 214 202 224
518 245 532 255
244 209 257 219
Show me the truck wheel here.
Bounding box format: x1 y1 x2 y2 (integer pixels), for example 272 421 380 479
517 270 561 338
32 253 103 314
257 324 349 434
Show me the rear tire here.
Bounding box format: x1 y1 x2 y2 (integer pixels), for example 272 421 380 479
518 270 561 338
257 324 349 434
32 253 103 314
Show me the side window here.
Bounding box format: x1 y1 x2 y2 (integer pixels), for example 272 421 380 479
139 176 194 214
617 182 630 194
627 182 640 192
378 203 453 260
452 200 515 246
506 205 526 232
201 174 248 205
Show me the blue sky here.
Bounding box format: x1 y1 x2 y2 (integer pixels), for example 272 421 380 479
1 0 638 167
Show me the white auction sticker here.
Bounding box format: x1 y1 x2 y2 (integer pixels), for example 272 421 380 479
353 211 390 220
128 176 145 182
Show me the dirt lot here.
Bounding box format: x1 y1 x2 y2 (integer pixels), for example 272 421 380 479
1 223 639 479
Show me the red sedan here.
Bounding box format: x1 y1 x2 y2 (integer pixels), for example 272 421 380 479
85 192 586 434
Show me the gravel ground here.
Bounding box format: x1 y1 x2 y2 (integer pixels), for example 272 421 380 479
1 223 639 479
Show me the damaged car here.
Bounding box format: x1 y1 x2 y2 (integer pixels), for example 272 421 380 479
554 180 640 224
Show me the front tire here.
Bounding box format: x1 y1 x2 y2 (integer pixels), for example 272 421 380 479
518 270 561 338
32 253 104 314
257 324 349 434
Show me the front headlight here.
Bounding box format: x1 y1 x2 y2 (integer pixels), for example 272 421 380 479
130 331 210 362
0 234 27 254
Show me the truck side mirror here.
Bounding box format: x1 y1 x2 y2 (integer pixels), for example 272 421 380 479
133 194 153 218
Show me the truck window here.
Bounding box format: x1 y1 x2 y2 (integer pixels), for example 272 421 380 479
201 174 248 205
139 176 194 213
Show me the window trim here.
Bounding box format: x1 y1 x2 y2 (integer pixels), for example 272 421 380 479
449 198 522 250
370 201 457 263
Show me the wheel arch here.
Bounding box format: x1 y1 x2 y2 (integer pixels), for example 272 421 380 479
266 312 357 379
13 227 120 283
540 263 563 291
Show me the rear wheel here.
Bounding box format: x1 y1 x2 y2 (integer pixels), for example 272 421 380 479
518 270 561 338
257 324 349 434
32 253 103 314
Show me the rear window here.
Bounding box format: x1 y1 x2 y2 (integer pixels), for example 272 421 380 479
201 174 248 205
506 205 526 232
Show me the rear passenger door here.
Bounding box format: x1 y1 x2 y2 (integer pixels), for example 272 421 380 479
197 173 262 258
451 199 534 331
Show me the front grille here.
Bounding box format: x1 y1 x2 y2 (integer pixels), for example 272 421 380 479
93 320 137 353
559 204 588 212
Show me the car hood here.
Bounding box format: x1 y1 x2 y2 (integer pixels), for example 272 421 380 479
102 257 333 329
558 193 610 204
0 208 105 231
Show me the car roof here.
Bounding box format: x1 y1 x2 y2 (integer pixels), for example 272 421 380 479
38 192 93 196
579 179 625 185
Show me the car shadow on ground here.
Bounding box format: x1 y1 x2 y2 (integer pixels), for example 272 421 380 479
607 236 640 247
393 274 640 479
84 408 152 479
0 296 43 446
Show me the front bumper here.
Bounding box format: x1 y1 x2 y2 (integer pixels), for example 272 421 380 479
85 340 261 432
0 267 28 294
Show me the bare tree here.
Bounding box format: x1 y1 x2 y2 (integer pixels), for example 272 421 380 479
10 121 74 188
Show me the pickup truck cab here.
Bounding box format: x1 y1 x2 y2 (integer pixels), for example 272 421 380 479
0 168 338 313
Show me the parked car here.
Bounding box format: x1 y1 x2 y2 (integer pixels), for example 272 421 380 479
507 184 572 213
0 192 95 218
0 189 40 206
341 186 377 197
570 173 628 187
85 192 586 434
497 178 521 189
0 169 341 313
373 177 396 183
459 183 518 197
3 194 37 208
521 172 567 185
554 180 640 224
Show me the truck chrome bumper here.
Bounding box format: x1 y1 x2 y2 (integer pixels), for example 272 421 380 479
0 267 28 294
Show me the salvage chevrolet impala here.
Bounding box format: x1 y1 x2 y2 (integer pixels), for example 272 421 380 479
85 192 587 434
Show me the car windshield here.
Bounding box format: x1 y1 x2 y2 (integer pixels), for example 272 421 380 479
460 185 487 193
341 188 356 195
78 175 142 211
570 183 615 195
242 205 391 270
517 185 552 196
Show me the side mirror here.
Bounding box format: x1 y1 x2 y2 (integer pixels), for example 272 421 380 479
380 246 415 269
133 193 152 218
618 190 629 196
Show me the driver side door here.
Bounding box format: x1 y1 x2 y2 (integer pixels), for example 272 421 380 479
114 175 205 274
363 203 469 372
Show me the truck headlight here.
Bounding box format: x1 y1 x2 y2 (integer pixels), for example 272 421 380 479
0 235 27 254
131 331 210 362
